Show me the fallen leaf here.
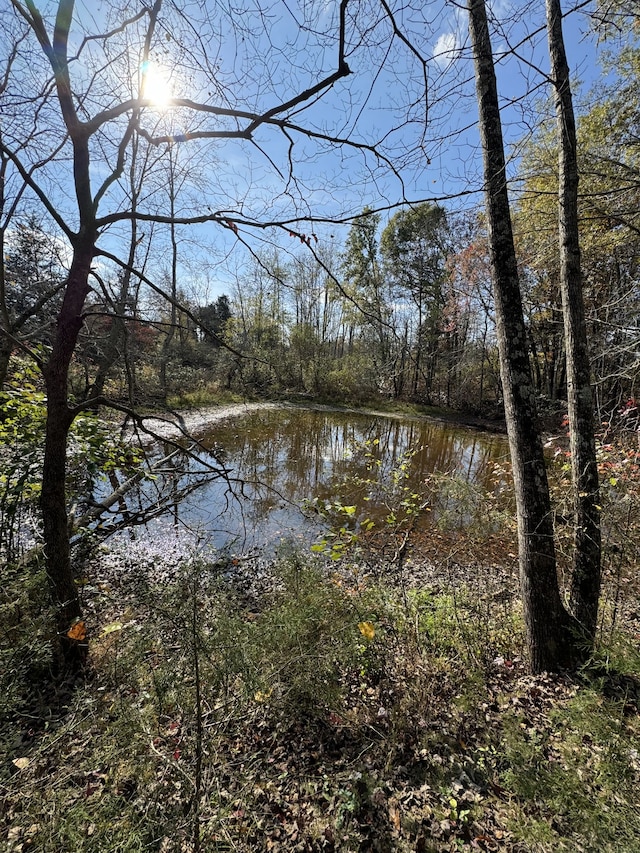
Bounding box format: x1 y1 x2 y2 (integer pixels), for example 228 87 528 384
358 621 375 641
67 620 86 641
254 689 272 703
12 757 30 770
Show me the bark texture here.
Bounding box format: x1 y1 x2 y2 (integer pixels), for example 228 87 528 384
40 241 95 666
546 0 601 647
468 0 576 672
32 0 100 666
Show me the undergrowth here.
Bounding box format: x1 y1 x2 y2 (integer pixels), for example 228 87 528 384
1 546 639 852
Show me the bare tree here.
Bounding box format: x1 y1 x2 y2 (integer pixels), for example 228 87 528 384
546 0 601 644
468 0 576 672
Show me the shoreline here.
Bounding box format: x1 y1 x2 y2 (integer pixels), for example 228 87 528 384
136 398 508 443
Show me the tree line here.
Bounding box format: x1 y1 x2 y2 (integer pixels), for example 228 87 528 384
6 109 638 420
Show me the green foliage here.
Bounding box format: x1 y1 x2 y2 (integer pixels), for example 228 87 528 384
342 207 381 287
70 411 144 481
380 203 452 400
321 353 381 401
308 439 430 567
197 295 232 347
380 203 450 273
166 385 246 410
1 538 638 852
242 554 377 716
0 361 47 558
514 43 640 408
0 357 146 561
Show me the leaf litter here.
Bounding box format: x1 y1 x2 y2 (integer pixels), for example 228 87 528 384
2 522 640 852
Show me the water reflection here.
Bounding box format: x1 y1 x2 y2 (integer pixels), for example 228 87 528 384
130 407 510 553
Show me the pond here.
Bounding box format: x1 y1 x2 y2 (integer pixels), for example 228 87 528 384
117 406 511 555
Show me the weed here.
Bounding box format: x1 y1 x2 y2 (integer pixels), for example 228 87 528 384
1 540 638 852
500 684 640 852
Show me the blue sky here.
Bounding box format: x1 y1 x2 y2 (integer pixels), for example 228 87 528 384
164 0 613 297
4 0 626 302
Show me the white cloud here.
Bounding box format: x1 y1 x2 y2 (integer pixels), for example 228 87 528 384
433 32 460 68
488 0 512 18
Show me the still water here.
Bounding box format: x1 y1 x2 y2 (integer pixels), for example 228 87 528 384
132 406 510 554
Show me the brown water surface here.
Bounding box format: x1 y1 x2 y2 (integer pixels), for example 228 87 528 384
144 407 510 553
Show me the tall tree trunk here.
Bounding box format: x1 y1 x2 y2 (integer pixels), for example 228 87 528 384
0 149 11 390
41 239 95 665
0 193 9 389
479 323 487 406
468 0 576 672
546 0 601 643
0 336 11 391
91 257 135 403
90 138 144 402
159 157 179 400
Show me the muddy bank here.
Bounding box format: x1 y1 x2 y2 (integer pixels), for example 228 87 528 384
135 401 284 443
137 399 507 444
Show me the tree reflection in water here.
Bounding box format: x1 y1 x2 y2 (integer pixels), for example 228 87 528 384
100 408 510 554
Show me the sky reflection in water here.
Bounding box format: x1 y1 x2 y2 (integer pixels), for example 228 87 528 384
119 408 510 555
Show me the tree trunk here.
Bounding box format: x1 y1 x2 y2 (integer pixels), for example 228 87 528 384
0 151 10 390
40 241 95 666
0 336 11 390
546 0 601 644
90 267 133 403
468 0 576 672
90 144 142 402
159 152 181 401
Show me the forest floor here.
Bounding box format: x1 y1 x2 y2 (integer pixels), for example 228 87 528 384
2 528 639 853
2 402 640 853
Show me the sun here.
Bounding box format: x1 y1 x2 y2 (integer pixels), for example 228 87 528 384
139 60 172 110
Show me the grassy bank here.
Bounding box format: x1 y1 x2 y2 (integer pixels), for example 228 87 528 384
2 543 639 853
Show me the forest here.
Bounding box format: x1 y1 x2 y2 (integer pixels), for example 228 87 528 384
1 0 640 851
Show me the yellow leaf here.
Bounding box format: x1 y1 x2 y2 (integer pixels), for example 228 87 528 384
67 620 87 641
101 621 123 636
254 689 272 703
358 621 375 641
12 757 30 770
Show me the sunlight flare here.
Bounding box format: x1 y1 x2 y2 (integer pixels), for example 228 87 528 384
139 60 173 109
